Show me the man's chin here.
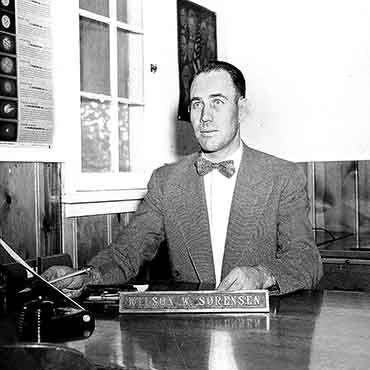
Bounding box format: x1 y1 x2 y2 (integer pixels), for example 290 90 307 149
199 140 220 154
200 145 217 154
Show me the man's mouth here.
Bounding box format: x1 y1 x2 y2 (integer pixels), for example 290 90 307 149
200 130 218 136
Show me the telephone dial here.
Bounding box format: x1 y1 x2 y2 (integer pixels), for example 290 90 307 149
16 293 95 342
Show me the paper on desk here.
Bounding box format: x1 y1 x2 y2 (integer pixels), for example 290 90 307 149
0 237 84 309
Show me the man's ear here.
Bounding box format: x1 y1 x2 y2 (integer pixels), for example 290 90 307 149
237 96 248 123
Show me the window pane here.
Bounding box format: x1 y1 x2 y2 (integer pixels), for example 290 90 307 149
118 103 130 172
81 97 112 172
80 17 110 95
79 0 109 17
117 29 143 100
117 0 142 28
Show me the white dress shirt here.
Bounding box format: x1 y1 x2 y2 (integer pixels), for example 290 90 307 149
203 141 243 287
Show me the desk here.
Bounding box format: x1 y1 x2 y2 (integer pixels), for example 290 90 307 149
65 290 370 370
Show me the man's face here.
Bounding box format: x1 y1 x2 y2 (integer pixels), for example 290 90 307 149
190 70 244 160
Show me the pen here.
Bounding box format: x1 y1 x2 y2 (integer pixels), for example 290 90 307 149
49 267 92 284
86 294 120 302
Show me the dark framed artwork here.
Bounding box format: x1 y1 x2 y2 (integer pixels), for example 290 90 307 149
177 0 217 121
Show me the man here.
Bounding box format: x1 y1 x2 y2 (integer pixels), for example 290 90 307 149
44 61 322 297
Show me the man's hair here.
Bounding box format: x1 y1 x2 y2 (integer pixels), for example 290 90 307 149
192 60 246 98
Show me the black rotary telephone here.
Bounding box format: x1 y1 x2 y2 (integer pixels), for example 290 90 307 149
1 238 95 343
0 249 95 343
15 289 95 342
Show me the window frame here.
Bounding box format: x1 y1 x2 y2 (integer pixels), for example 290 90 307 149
62 0 149 207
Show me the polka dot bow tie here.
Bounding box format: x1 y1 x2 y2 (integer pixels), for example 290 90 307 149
195 157 236 178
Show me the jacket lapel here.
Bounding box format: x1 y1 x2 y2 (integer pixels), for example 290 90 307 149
171 156 216 283
221 145 273 280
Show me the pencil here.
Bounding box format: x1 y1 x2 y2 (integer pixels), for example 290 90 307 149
49 267 92 284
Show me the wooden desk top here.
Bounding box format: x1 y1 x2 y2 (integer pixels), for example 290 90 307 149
65 290 370 370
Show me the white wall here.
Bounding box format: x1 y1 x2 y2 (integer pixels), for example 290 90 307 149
217 0 370 162
137 0 222 171
144 0 370 165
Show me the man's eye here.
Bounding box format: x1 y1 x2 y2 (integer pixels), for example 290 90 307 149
192 101 202 109
213 99 224 105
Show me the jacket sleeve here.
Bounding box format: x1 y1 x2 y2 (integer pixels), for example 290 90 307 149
88 169 166 284
262 166 323 295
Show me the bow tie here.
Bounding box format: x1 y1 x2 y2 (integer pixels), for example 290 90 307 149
195 157 235 178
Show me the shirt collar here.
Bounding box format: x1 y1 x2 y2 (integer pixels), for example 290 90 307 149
228 139 243 174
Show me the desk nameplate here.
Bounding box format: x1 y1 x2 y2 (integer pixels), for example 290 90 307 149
119 290 269 313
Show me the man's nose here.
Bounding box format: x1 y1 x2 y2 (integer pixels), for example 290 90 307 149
200 103 212 123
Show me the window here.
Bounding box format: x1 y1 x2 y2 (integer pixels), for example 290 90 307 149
77 0 145 188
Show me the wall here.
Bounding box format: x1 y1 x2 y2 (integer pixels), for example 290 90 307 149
0 162 62 264
217 0 370 162
140 0 370 165
138 0 223 171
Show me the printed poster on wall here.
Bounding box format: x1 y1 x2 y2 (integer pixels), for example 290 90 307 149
177 0 217 122
0 0 53 146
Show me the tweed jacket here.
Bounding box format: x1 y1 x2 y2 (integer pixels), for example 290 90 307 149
90 144 323 295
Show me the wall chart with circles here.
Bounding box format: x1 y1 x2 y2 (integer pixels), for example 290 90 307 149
0 0 53 145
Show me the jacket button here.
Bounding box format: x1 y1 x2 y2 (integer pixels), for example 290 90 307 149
174 270 180 277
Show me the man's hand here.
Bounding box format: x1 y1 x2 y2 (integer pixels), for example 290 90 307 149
217 266 276 291
41 265 87 298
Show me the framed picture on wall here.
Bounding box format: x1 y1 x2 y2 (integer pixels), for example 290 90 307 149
177 0 217 122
